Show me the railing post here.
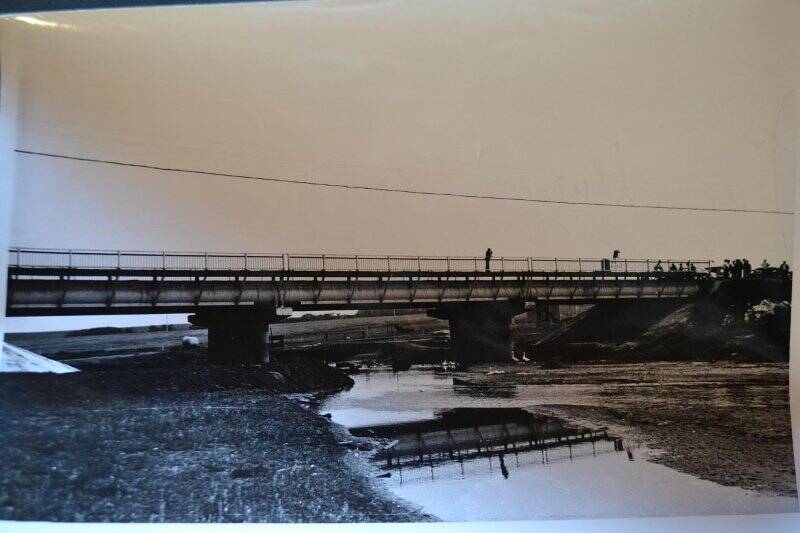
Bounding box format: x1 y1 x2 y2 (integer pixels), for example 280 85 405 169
418 256 422 272
500 257 505 272
554 258 558 272
204 252 208 271
16 248 21 267
116 250 121 269
474 257 478 272
446 257 451 272
68 249 72 269
244 253 248 271
283 253 288 271
355 255 359 272
527 257 532 272
387 256 391 273
578 258 582 272
161 251 166 270
624 259 628 273
322 254 326 272
646 259 650 273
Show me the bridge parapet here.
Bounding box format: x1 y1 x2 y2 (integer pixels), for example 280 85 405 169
8 248 711 275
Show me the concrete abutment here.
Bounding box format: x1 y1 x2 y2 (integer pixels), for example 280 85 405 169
428 300 524 367
189 307 279 364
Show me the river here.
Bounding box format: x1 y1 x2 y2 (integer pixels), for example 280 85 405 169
319 367 798 521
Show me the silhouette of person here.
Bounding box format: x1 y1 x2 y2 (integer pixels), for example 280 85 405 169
669 263 677 272
498 453 510 479
761 259 770 269
780 261 790 281
743 259 752 278
733 259 742 279
485 248 493 272
653 260 664 272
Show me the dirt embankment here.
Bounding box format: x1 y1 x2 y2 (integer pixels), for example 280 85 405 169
473 362 796 497
0 358 431 522
528 293 790 363
0 355 355 406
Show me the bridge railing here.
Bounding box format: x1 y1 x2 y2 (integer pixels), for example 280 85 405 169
7 248 711 274
7 248 286 272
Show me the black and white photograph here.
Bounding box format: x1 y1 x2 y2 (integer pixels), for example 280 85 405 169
0 0 798 525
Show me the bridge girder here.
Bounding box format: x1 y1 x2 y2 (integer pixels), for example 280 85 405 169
6 278 701 316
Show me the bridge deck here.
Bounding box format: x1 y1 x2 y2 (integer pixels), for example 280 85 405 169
6 248 711 316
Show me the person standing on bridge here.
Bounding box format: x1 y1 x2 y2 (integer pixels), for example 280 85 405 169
743 259 752 279
485 248 493 272
780 261 790 281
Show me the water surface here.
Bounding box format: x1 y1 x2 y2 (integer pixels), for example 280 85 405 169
320 368 797 521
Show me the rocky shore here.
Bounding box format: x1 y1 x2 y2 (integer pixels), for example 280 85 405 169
0 356 431 522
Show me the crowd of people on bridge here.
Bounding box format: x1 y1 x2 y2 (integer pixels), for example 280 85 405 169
651 260 698 273
719 258 790 280
649 258 791 281
480 247 790 281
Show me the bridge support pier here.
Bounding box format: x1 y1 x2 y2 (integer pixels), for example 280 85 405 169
189 307 277 364
428 300 523 367
535 303 559 324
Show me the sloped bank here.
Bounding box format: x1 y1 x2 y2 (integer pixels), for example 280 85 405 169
528 293 790 363
0 356 431 522
471 361 796 497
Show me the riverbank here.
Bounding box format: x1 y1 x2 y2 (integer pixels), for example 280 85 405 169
0 356 431 522
528 297 791 363
470 361 796 497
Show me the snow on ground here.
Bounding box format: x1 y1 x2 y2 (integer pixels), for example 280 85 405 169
745 299 790 322
181 335 200 347
0 342 79 373
643 304 694 336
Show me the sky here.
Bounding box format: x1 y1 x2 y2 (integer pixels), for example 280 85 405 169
1 0 798 332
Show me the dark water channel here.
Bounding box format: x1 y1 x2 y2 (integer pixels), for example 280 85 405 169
320 368 797 521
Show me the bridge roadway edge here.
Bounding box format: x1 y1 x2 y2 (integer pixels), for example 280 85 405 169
10 261 792 365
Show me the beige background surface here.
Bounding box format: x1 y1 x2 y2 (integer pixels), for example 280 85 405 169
2 0 798 262
0 1 798 528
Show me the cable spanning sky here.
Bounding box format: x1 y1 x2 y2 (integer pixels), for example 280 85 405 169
14 150 795 216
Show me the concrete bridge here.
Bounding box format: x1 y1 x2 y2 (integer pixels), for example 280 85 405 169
6 248 712 365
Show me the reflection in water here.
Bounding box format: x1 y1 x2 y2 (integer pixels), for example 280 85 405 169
352 407 616 484
320 369 798 520
451 378 517 399
498 453 509 479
